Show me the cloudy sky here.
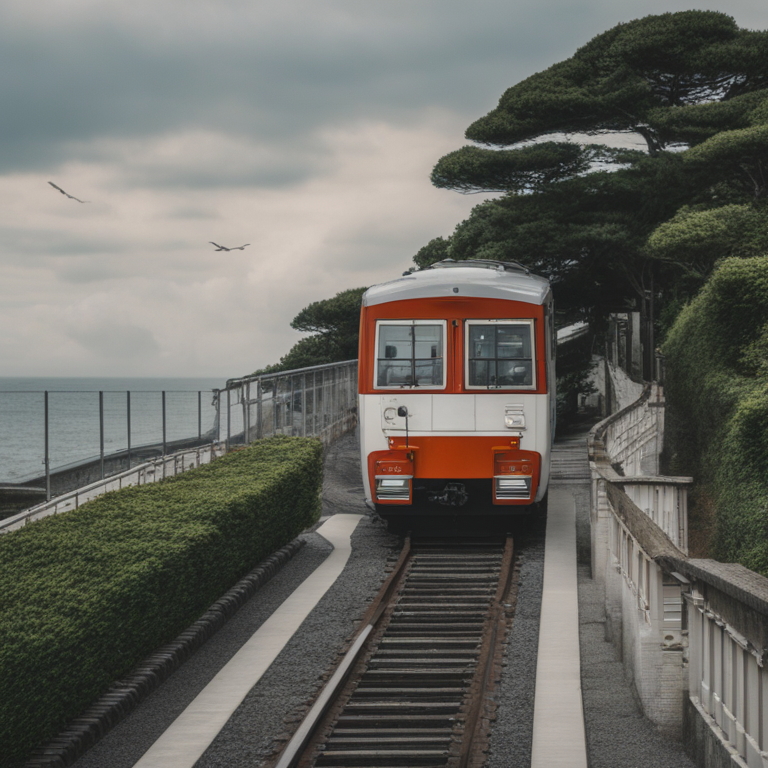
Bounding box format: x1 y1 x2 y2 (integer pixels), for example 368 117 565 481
1 0 763 379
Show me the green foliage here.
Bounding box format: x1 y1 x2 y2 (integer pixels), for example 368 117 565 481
466 11 767 150
417 11 768 330
419 154 693 323
253 287 366 376
648 90 768 147
646 204 768 281
664 257 768 573
683 124 768 200
413 236 451 269
0 437 322 767
431 142 619 195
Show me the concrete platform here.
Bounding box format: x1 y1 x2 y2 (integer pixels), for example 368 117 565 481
531 487 588 767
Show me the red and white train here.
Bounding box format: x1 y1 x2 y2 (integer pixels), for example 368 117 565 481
358 259 555 529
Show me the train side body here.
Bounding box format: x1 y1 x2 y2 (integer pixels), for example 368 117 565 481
358 261 555 524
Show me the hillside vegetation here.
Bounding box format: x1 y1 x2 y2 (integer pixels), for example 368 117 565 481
664 257 768 573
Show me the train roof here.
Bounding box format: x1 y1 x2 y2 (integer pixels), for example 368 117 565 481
363 259 551 307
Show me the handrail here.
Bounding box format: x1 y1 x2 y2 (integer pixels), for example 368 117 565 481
225 359 357 388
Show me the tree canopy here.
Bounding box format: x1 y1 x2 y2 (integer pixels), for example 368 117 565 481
463 11 768 155
251 287 367 376
418 11 768 330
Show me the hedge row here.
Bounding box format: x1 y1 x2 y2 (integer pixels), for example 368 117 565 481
664 256 768 573
0 436 323 768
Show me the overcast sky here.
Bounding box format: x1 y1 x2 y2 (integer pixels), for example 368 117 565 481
1 0 764 378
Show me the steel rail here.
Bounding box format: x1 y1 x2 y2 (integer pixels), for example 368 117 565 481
274 536 413 768
274 536 515 768
456 535 515 768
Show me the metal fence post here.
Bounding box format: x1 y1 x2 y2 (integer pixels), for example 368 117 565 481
226 386 231 451
289 375 296 436
313 371 317 437
44 391 51 501
99 391 105 480
214 389 220 442
127 391 132 469
238 384 248 445
246 382 251 443
273 378 278 436
256 379 263 440
162 391 167 457
302 373 307 437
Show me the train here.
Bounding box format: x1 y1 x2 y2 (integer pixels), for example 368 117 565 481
358 258 555 531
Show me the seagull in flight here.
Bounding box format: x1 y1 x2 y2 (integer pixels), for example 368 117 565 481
48 182 90 203
210 242 250 251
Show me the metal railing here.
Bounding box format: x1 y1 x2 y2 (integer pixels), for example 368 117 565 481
0 388 219 494
1 443 227 534
221 360 358 448
1 360 359 533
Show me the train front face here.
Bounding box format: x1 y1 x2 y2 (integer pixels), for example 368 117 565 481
358 261 555 527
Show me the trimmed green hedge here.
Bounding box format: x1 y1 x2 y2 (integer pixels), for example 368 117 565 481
664 256 768 573
0 436 322 767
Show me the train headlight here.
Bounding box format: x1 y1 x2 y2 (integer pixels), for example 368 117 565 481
495 476 532 499
504 405 525 429
375 476 412 500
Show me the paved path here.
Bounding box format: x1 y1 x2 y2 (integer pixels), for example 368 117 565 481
132 515 363 768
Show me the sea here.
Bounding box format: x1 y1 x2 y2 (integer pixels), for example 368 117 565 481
0 377 226 484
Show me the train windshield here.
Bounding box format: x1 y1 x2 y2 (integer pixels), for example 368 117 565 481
466 320 535 389
376 321 445 388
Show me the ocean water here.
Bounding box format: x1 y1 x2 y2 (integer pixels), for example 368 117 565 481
0 377 226 483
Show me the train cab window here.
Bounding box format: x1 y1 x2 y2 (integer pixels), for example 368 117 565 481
375 320 446 388
465 319 535 389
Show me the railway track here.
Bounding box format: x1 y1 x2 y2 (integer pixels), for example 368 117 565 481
275 536 515 768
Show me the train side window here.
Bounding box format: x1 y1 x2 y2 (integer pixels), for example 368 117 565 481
375 320 446 388
465 319 536 389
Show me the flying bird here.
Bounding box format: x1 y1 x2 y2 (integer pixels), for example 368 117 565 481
209 242 250 251
48 182 89 203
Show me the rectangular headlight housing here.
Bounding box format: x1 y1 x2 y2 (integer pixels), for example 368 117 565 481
494 476 532 499
375 476 412 500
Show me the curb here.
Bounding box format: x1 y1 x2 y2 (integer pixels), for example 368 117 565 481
24 538 306 768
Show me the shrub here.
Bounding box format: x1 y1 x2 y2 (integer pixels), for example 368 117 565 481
664 256 768 572
0 436 322 767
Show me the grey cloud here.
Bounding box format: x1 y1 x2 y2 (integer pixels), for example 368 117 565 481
0 227 131 257
166 206 220 220
68 321 160 358
0 0 594 185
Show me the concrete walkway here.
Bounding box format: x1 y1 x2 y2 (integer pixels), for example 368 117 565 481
531 487 588 767
132 514 363 768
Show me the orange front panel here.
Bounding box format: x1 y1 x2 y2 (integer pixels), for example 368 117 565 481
370 436 541 506
385 435 538 479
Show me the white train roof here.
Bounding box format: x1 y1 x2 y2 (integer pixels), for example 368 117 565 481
363 260 551 307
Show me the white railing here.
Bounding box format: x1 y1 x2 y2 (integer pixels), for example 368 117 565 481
590 382 768 767
686 574 768 768
600 383 664 476
621 478 691 556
